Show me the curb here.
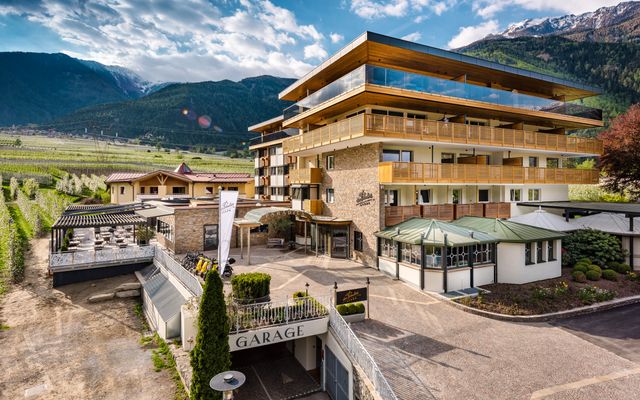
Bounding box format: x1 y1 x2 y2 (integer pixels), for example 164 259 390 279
443 294 640 322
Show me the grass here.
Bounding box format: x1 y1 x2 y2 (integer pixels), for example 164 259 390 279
8 204 33 239
0 324 9 331
149 333 189 400
0 133 253 178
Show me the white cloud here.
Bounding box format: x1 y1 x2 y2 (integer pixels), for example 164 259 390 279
304 43 328 60
447 19 499 48
470 0 622 19
0 0 324 82
401 31 422 42
349 0 454 19
330 32 344 43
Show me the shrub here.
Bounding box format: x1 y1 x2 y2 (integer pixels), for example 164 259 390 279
578 286 615 305
628 272 640 282
577 257 592 265
585 269 601 281
572 271 587 283
533 287 552 300
231 272 271 302
602 269 618 281
573 264 589 274
292 291 306 298
607 261 621 270
615 263 631 274
587 265 602 275
337 302 365 315
563 230 625 267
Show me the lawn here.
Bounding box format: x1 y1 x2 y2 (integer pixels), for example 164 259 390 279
457 268 640 315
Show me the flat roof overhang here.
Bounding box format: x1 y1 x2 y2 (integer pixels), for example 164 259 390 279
280 32 601 102
518 201 640 216
248 115 284 133
283 86 604 130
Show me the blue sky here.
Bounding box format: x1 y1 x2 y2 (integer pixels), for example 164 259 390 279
0 0 624 82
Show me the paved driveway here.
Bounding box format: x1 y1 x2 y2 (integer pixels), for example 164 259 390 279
229 247 640 400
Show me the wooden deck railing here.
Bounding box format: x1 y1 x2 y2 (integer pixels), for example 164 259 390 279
379 162 599 185
384 203 510 226
289 168 323 184
282 113 603 155
303 199 323 215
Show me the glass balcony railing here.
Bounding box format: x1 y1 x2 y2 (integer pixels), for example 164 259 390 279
283 64 602 122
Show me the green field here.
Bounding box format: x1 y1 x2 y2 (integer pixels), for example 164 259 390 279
0 132 253 180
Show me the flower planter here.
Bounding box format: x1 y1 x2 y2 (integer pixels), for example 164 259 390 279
341 313 365 323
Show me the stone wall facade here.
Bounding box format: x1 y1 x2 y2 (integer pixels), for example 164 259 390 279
321 143 383 267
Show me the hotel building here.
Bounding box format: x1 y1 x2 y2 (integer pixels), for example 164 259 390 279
250 32 603 268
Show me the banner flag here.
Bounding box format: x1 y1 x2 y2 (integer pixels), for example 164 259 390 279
218 190 239 275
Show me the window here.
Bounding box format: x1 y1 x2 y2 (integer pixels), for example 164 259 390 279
270 166 285 175
547 158 559 169
478 189 490 202
205 186 213 194
418 189 431 204
452 189 461 204
510 189 521 202
384 190 398 206
140 187 145 194
354 231 363 252
400 243 421 265
150 186 159 195
326 155 335 170
119 186 125 195
382 149 413 162
447 246 468 268
536 241 545 263
172 186 186 194
525 242 534 265
441 153 455 164
529 157 539 167
292 186 310 201
473 244 493 265
547 241 556 261
407 113 426 120
326 188 335 203
269 146 278 155
271 187 284 196
424 245 442 268
380 239 396 258
528 188 541 201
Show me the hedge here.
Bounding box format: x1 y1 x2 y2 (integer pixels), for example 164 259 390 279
231 272 271 302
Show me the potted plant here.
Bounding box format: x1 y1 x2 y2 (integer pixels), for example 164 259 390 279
135 225 155 245
336 302 366 323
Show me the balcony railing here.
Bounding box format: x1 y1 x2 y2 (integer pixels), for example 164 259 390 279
384 203 510 226
303 199 323 215
283 113 603 155
49 245 155 272
283 64 602 122
249 130 293 147
379 162 599 185
289 168 323 184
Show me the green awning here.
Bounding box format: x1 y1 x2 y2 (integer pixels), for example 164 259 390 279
375 218 497 246
452 216 567 243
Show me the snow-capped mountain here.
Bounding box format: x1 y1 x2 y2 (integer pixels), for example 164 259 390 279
487 1 640 42
79 60 166 98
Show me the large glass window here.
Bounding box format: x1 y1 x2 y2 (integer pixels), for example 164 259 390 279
424 245 442 268
380 238 396 258
536 241 545 263
478 189 490 202
418 189 431 204
473 244 493 265
547 158 559 168
384 190 398 206
525 242 534 265
548 241 556 261
400 243 421 265
529 157 539 167
447 246 468 268
382 149 413 162
528 188 541 201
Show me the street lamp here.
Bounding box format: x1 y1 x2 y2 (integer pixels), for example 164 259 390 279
210 371 246 400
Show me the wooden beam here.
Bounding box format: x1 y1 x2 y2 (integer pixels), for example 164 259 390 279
498 121 524 130
452 74 466 83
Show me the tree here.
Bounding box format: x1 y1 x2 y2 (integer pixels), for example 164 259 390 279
562 229 626 267
599 104 640 199
190 270 231 400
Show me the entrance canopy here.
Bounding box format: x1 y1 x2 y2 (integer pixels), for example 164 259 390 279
235 207 312 226
375 217 496 246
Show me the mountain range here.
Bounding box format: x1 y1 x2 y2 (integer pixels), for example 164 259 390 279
2 1 640 147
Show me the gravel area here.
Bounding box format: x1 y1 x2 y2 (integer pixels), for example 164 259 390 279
0 239 175 399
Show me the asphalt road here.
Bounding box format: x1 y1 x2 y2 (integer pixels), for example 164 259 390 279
553 303 640 363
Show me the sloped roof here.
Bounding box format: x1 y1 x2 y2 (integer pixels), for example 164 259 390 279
570 212 640 236
106 167 252 184
509 209 575 232
375 218 496 246
143 273 186 321
105 172 146 183
174 162 193 174
453 216 566 243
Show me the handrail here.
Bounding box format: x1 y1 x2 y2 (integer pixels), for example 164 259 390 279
153 247 203 296
289 167 323 184
328 306 398 400
283 113 603 155
379 162 600 185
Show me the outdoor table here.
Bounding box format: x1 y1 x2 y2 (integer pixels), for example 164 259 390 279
94 245 104 250
118 243 128 248
115 238 124 243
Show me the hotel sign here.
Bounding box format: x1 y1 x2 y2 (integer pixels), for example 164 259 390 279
336 287 368 305
356 190 374 207
228 318 328 351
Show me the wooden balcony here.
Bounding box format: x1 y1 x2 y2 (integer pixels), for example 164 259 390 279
303 199 323 215
379 162 599 185
283 113 603 155
384 203 511 226
289 168 323 184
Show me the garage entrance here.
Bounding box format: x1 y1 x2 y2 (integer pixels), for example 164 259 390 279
324 347 349 400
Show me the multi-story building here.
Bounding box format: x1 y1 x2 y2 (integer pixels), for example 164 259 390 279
250 32 603 268
106 162 254 204
248 117 298 202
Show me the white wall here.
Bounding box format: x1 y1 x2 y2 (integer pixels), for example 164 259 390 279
447 268 471 291
424 269 443 292
378 257 396 277
294 336 317 371
398 263 420 288
497 241 562 284
181 304 198 351
474 265 495 286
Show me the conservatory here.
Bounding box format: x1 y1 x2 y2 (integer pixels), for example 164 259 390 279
375 218 498 293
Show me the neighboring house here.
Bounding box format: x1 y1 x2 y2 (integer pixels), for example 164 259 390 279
249 31 603 267
105 163 254 204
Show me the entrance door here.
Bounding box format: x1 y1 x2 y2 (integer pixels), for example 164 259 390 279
325 347 349 400
203 224 218 251
331 229 349 259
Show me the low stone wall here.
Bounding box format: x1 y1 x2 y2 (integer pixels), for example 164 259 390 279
353 364 383 400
